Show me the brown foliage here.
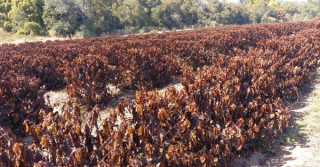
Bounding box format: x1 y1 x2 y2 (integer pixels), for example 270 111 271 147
0 21 319 166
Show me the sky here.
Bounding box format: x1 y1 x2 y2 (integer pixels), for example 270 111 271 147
278 0 307 2
224 0 307 3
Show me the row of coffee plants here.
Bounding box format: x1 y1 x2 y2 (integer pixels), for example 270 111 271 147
0 22 319 166
0 21 316 110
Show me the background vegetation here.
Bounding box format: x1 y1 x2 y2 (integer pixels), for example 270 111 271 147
0 0 319 37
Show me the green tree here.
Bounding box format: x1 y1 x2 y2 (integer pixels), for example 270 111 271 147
7 3 26 31
8 0 44 34
43 0 84 37
192 0 225 27
1 0 319 37
0 0 12 30
246 0 287 23
180 0 198 26
17 21 42 35
76 0 119 37
151 0 184 29
248 0 280 7
302 0 320 20
214 3 250 25
113 0 150 29
282 0 319 21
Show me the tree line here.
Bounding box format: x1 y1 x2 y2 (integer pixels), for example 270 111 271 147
0 0 319 37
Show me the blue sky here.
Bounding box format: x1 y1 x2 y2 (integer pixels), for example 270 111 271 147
224 0 307 3
279 0 307 2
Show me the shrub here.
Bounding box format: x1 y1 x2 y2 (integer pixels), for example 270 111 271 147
3 20 12 32
19 22 43 36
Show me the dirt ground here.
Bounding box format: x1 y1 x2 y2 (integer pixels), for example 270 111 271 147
0 28 67 45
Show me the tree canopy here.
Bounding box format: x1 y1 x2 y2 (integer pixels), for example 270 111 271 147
0 0 318 37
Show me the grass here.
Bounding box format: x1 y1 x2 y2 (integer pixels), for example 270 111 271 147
0 28 32 44
0 28 61 45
